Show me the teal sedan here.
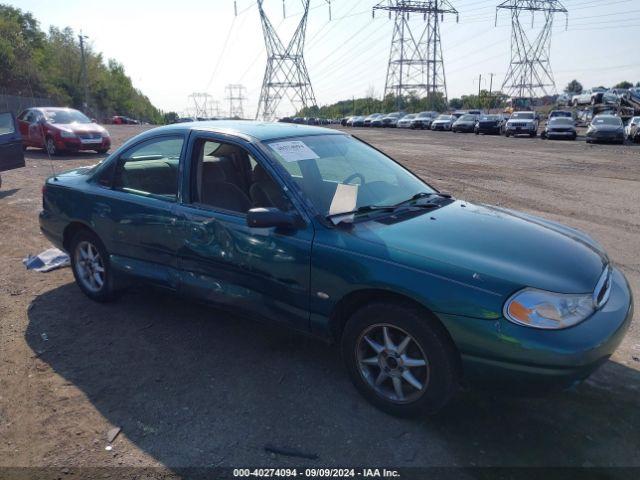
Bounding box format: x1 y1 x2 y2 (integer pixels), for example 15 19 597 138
39 121 633 416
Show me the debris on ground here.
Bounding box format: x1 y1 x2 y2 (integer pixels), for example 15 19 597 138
23 248 69 272
264 444 319 460
106 427 121 444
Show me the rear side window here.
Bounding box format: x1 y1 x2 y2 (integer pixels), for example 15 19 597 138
114 136 184 201
0 113 15 135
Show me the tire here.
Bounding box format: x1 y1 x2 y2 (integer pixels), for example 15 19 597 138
530 132 537 138
341 302 459 417
70 229 118 302
505 132 511 137
45 136 58 156
96 149 109 154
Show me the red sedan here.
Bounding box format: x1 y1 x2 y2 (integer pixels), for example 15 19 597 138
17 107 111 155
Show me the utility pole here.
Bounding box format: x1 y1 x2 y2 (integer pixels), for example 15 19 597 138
78 32 90 113
496 0 568 98
374 1 459 106
225 84 247 119
478 74 482 97
253 0 331 120
489 73 495 110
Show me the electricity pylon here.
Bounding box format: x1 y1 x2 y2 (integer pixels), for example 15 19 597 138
496 0 568 98
374 1 459 108
188 93 215 118
225 84 247 119
254 0 330 121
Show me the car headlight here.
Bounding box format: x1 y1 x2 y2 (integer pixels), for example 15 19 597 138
101 130 110 138
59 130 76 138
504 288 595 329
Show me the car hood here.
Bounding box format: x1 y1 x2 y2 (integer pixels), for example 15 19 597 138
507 118 535 124
455 120 475 125
54 123 105 133
351 201 608 295
433 119 451 123
590 124 622 132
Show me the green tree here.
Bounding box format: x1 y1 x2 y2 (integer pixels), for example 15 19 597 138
614 81 633 89
448 98 463 110
0 4 164 123
565 80 583 94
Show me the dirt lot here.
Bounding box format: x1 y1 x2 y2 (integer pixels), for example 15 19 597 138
1 124 639 475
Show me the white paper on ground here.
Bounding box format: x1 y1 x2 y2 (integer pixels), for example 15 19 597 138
23 248 70 273
269 140 320 162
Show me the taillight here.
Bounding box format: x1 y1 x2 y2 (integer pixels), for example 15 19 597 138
42 184 47 195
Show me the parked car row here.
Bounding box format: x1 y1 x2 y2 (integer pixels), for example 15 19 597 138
343 108 635 145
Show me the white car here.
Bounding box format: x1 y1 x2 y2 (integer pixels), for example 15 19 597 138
431 114 454 131
505 111 539 137
397 114 416 128
625 116 640 140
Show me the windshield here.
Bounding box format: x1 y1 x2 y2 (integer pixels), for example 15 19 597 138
511 112 534 120
593 117 622 126
479 115 499 121
436 115 451 120
404 114 416 120
550 111 572 118
417 112 434 118
460 115 476 121
550 118 573 125
265 135 432 216
44 109 92 124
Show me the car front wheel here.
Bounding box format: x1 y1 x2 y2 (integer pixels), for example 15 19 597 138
70 230 118 302
341 302 459 417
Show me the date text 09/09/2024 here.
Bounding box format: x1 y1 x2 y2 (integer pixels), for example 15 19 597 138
233 468 401 478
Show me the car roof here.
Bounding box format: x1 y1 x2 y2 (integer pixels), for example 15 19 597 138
140 120 343 142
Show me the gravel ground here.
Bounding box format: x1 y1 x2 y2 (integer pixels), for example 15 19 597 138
1 124 639 475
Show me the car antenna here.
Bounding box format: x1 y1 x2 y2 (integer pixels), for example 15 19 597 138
40 117 58 181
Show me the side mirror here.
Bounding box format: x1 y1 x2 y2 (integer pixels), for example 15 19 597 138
247 208 296 229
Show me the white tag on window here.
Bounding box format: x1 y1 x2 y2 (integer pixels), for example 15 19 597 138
329 183 359 216
269 141 320 162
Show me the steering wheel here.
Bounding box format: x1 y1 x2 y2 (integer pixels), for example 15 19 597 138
344 173 365 185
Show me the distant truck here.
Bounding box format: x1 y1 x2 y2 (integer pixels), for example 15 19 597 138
504 97 533 114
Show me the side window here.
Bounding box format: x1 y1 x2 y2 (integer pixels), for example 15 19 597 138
113 136 184 201
0 113 15 135
17 110 28 121
191 138 292 214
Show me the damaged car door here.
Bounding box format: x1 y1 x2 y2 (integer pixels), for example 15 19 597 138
176 133 313 331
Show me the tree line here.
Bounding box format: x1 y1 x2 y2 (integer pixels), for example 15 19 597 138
0 4 165 123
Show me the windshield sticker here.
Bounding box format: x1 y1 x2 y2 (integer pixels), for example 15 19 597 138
269 141 320 162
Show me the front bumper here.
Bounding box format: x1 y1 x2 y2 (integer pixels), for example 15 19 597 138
506 125 537 135
453 124 475 132
547 130 576 139
431 123 451 131
447 267 633 390
57 137 111 151
477 124 501 134
587 132 624 143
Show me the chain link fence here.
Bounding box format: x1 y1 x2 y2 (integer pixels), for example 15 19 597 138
0 94 58 116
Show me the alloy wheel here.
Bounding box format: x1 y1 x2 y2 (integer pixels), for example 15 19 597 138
356 324 430 404
74 241 106 293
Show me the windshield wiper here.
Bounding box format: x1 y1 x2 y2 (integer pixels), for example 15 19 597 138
326 199 443 225
393 191 452 207
326 204 396 222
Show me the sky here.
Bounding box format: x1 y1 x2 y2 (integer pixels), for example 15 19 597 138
10 0 640 118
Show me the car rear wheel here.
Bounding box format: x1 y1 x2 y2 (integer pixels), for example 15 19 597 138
96 148 109 154
70 230 118 302
341 302 459 417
